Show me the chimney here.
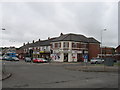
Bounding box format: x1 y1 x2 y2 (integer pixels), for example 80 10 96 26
33 40 34 43
38 39 40 41
48 37 50 40
23 43 25 46
27 42 29 44
60 33 63 36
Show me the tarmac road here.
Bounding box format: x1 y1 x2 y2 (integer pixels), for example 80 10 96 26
2 60 119 88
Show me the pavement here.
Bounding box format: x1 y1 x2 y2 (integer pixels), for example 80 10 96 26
0 60 12 81
1 72 12 81
65 65 118 72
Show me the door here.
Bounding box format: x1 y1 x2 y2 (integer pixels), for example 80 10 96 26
64 53 68 62
77 54 83 62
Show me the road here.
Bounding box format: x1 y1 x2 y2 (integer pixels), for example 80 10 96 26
2 60 119 88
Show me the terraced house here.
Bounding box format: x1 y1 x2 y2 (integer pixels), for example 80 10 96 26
18 33 100 62
18 38 56 59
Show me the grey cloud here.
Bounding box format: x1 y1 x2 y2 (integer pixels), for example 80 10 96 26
1 2 118 48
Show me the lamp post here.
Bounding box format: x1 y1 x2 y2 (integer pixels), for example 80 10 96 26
101 28 107 59
101 28 106 71
1 28 6 74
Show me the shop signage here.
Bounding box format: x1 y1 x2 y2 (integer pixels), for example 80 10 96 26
40 51 44 53
77 51 82 53
84 51 88 53
72 51 77 53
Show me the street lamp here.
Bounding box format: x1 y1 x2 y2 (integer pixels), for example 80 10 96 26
101 28 107 59
2 28 5 30
1 28 6 75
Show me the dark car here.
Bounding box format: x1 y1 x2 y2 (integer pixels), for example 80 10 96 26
25 57 32 62
2 56 12 61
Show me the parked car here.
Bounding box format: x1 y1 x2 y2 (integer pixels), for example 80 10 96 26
25 57 32 62
41 58 48 63
0 56 2 60
2 56 13 61
2 56 19 61
90 58 104 64
33 58 48 63
12 57 19 61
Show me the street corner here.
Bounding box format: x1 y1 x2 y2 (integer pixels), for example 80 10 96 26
1 72 12 81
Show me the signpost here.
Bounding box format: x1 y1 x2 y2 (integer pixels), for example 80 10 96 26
83 54 88 69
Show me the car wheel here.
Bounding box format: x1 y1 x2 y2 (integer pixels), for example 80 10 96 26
95 61 98 64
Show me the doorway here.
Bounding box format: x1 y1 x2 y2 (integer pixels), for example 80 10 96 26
77 54 83 62
64 53 68 62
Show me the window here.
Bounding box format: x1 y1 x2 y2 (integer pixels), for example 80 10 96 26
55 43 58 48
77 43 81 48
81 43 87 48
72 43 77 48
63 42 69 48
52 43 55 48
50 44 52 48
58 43 61 48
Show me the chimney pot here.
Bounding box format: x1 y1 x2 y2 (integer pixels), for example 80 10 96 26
60 33 63 36
48 37 50 40
23 43 25 46
33 40 34 43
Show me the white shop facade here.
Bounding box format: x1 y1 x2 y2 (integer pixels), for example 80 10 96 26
50 41 88 62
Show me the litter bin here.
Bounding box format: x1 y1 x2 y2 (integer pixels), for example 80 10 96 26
104 57 114 66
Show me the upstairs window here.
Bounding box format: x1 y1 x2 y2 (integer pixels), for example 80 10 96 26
63 42 69 48
81 43 87 48
72 43 77 48
55 43 58 48
52 43 55 48
77 43 81 48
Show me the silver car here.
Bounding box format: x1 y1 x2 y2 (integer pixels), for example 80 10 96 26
12 57 19 61
90 58 104 64
25 57 32 62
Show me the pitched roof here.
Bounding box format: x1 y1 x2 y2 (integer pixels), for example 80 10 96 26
19 33 100 49
51 33 100 43
19 37 57 49
88 37 100 43
116 45 120 49
52 33 89 42
35 37 57 46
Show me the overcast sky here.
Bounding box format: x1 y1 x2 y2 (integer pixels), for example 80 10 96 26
0 0 118 48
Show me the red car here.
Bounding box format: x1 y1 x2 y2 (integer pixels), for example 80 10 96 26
33 58 48 63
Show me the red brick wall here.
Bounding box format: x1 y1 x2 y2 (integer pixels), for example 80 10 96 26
116 46 120 60
88 43 100 60
101 47 115 54
116 46 120 53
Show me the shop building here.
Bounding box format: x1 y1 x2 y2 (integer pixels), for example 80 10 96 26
50 33 100 62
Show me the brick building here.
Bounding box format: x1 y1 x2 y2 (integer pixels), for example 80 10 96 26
50 33 100 62
115 45 120 60
18 38 57 59
18 33 100 62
